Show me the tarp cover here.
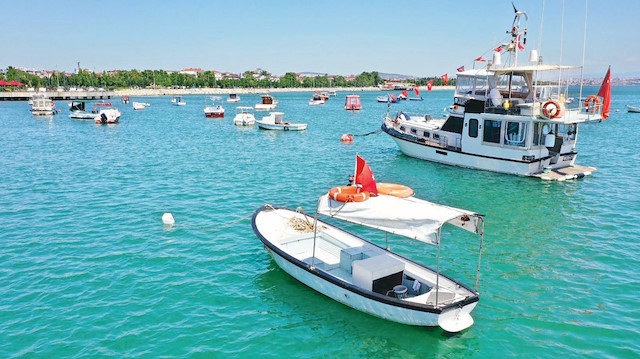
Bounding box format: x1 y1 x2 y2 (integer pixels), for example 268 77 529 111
317 194 481 245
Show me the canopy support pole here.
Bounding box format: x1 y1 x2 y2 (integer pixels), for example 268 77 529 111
311 198 321 269
475 217 485 292
435 226 441 307
385 232 389 250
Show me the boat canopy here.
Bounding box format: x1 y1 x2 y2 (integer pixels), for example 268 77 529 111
317 194 482 245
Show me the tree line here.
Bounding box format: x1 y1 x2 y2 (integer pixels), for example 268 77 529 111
1 67 454 90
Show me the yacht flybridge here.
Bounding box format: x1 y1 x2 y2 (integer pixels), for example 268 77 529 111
382 8 609 181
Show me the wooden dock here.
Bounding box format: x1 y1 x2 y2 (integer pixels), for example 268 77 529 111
0 91 116 101
530 164 596 181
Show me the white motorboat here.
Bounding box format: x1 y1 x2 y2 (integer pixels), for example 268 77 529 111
233 106 256 126
252 157 484 332
69 101 95 119
204 96 225 118
227 93 240 103
308 93 325 106
381 7 607 180
94 103 121 124
256 112 307 131
171 95 186 106
30 96 56 116
132 102 146 110
255 94 278 111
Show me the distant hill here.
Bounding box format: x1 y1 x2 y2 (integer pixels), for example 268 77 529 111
379 73 420 81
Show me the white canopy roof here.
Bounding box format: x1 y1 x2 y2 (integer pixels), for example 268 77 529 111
490 64 581 73
317 194 482 245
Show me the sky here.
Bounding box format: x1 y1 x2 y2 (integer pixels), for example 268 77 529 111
2 0 637 78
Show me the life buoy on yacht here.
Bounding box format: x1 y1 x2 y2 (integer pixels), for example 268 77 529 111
584 95 602 113
328 186 369 203
542 100 563 119
376 183 414 198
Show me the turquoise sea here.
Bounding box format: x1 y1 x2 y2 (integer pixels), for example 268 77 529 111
1 87 639 358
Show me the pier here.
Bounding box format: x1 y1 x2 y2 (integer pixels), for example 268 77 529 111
0 91 116 101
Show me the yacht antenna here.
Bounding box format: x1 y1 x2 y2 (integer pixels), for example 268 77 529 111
557 0 566 98
509 2 528 67
579 0 588 104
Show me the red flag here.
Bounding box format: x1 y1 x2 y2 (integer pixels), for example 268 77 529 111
597 67 611 120
355 154 377 194
401 90 409 97
414 86 420 95
441 74 449 86
494 46 502 52
517 35 525 51
456 65 465 72
390 94 397 102
474 56 486 62
426 81 433 91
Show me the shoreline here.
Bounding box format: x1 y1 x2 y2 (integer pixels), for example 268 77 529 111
114 86 455 97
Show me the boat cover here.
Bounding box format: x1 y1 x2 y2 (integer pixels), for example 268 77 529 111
317 194 481 245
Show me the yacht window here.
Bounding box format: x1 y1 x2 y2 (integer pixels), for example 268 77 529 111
441 116 463 134
410 128 417 134
433 133 440 140
504 121 527 147
400 126 405 131
533 122 542 146
456 76 473 96
474 78 488 97
469 119 478 138
483 120 501 144
423 131 430 137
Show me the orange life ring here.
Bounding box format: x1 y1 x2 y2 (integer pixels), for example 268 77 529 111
542 100 563 119
584 95 602 113
328 186 369 203
376 183 414 198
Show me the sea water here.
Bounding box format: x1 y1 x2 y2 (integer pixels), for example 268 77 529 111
1 88 639 358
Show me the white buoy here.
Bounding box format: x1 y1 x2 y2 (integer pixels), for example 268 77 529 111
162 212 175 225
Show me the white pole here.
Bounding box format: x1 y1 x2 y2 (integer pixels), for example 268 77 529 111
579 0 588 104
557 0 566 99
311 198 321 269
435 226 441 307
475 217 485 292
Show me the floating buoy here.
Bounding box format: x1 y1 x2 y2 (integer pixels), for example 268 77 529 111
162 212 175 225
340 134 353 143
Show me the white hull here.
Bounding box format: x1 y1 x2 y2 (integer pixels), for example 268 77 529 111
69 111 95 119
255 104 277 111
389 134 545 176
227 98 240 103
132 102 145 110
172 102 186 106
31 109 55 116
234 115 255 126
256 121 307 131
308 100 325 106
252 206 479 331
267 247 477 326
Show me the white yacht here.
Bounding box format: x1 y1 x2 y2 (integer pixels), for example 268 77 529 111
94 103 121 124
256 112 307 131
30 96 56 116
381 8 607 181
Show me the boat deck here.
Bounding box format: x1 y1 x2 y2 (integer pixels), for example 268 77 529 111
530 164 596 181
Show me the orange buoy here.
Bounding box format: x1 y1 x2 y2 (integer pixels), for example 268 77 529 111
376 183 414 198
340 134 353 143
584 95 602 113
328 186 369 202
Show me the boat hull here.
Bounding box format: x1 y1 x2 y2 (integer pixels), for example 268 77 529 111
387 131 545 176
256 121 307 131
205 112 224 118
255 104 277 111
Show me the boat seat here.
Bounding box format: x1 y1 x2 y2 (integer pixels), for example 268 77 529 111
425 289 456 305
302 257 339 271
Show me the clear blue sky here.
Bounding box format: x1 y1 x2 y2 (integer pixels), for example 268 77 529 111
2 0 635 77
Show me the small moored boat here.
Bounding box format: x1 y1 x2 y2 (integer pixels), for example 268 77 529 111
30 96 57 116
69 101 95 119
308 93 325 106
94 103 121 124
204 96 225 118
252 155 485 332
227 93 241 103
233 106 256 126
255 94 278 111
132 102 146 110
626 105 640 113
345 94 362 111
171 95 186 106
256 112 307 131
